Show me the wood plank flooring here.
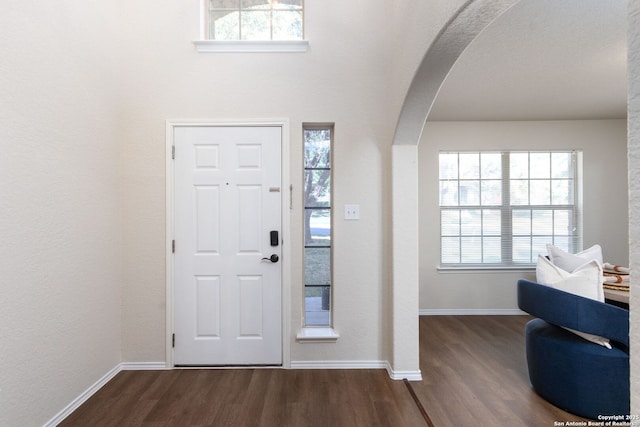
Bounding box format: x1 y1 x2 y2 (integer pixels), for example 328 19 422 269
59 369 424 426
413 316 590 427
59 316 591 426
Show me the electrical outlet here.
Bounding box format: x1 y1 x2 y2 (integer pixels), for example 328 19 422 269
344 204 360 220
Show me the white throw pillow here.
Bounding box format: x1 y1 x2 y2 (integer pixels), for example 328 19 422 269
535 255 611 349
546 244 603 273
536 254 604 302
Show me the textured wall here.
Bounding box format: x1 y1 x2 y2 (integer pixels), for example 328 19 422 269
419 120 629 311
117 0 461 367
628 0 640 417
0 2 123 426
391 145 421 375
117 0 398 364
3 1 632 424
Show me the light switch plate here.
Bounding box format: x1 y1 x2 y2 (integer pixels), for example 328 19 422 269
344 204 360 220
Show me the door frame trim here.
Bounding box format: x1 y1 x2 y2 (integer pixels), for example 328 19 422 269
165 119 291 368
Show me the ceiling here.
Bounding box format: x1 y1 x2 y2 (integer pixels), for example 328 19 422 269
428 0 628 121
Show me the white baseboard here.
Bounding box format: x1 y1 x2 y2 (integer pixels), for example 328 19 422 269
290 360 387 370
289 360 422 382
44 364 121 427
45 362 168 427
384 361 423 381
120 362 168 371
419 309 527 316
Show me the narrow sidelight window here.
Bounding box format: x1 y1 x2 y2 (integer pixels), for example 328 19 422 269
303 124 333 326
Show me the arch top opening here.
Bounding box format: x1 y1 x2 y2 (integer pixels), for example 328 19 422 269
392 0 522 146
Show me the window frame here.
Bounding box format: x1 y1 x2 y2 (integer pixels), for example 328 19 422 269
302 123 333 328
194 0 309 53
438 150 582 270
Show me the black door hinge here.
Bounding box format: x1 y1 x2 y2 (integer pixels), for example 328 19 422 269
172 333 175 348
172 146 175 160
172 240 175 253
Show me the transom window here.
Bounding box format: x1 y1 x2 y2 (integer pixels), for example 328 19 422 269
303 124 332 326
207 0 304 41
439 150 582 268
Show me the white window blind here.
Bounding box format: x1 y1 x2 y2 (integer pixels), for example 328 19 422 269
439 150 582 268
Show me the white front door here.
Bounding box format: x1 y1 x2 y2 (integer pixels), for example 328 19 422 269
173 125 282 366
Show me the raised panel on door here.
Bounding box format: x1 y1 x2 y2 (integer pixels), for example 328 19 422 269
195 185 220 253
195 276 221 338
237 185 262 253
237 275 263 337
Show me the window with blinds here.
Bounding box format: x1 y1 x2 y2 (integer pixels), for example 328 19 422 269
439 150 582 268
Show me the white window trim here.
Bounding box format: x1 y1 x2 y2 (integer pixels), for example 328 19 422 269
196 0 308 53
438 150 581 270
437 266 536 273
193 40 309 53
165 118 293 368
296 327 339 343
300 124 337 341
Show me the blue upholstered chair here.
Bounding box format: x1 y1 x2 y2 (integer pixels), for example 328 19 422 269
517 279 629 420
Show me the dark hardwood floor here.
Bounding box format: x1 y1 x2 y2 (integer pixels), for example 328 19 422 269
59 316 590 426
59 368 424 426
413 316 589 427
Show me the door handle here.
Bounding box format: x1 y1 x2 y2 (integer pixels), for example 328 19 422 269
261 254 279 263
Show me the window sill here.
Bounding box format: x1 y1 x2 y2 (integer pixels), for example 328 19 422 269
193 40 309 53
438 266 535 273
296 327 339 343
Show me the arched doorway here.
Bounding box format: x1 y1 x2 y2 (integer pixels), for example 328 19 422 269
389 0 523 377
391 0 631 388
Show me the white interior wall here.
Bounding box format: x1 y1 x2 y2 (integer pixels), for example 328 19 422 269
3 0 635 424
628 0 640 415
0 2 124 426
117 0 434 365
116 0 464 366
0 2 464 423
419 120 628 311
388 0 468 115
